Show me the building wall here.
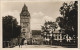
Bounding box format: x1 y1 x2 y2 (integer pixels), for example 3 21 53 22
20 4 31 40
32 35 43 45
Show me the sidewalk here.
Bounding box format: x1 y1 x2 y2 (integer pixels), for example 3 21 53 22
13 45 65 48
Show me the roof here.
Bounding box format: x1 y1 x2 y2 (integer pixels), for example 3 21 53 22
32 30 41 35
20 4 30 16
22 4 28 11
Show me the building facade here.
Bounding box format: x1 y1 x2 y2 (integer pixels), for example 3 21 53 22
41 21 73 45
20 4 31 40
31 30 43 45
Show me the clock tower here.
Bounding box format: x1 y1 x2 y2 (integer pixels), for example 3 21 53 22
20 4 31 40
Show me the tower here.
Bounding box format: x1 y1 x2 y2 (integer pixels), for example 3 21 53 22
20 4 31 40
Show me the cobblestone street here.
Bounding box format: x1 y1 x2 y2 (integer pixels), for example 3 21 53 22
14 45 65 48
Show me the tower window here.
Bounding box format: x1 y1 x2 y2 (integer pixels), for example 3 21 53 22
23 33 25 35
23 22 27 25
23 29 25 31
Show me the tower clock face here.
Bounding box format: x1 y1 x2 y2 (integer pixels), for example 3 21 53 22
23 11 27 15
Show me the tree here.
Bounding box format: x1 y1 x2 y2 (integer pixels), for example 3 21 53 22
51 22 58 31
3 15 21 41
44 21 58 31
56 1 78 37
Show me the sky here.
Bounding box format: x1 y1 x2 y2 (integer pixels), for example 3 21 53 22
1 1 70 30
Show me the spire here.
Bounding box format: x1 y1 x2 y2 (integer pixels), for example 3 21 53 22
20 4 30 17
22 4 28 11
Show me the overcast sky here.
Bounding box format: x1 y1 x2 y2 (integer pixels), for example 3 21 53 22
1 1 70 30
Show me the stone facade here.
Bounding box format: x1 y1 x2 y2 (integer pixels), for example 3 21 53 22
41 21 74 45
20 4 31 40
31 30 43 45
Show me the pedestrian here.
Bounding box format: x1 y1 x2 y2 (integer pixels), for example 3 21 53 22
18 43 20 48
18 39 21 48
20 41 22 48
18 37 22 48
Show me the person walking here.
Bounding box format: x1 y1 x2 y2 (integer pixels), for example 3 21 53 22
18 37 22 48
18 42 20 48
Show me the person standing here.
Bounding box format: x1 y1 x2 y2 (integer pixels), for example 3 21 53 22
18 36 22 48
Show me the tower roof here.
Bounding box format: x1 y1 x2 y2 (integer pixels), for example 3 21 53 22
22 4 28 11
20 4 30 17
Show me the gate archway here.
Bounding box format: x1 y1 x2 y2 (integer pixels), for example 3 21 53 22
21 38 25 45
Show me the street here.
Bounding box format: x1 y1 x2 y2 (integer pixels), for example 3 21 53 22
14 45 66 48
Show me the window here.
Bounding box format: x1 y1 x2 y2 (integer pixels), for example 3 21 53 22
68 36 69 39
23 33 25 35
59 36 60 39
55 36 57 39
23 29 25 31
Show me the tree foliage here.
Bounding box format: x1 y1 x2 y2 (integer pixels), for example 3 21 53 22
3 15 21 41
42 21 58 32
56 1 78 37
